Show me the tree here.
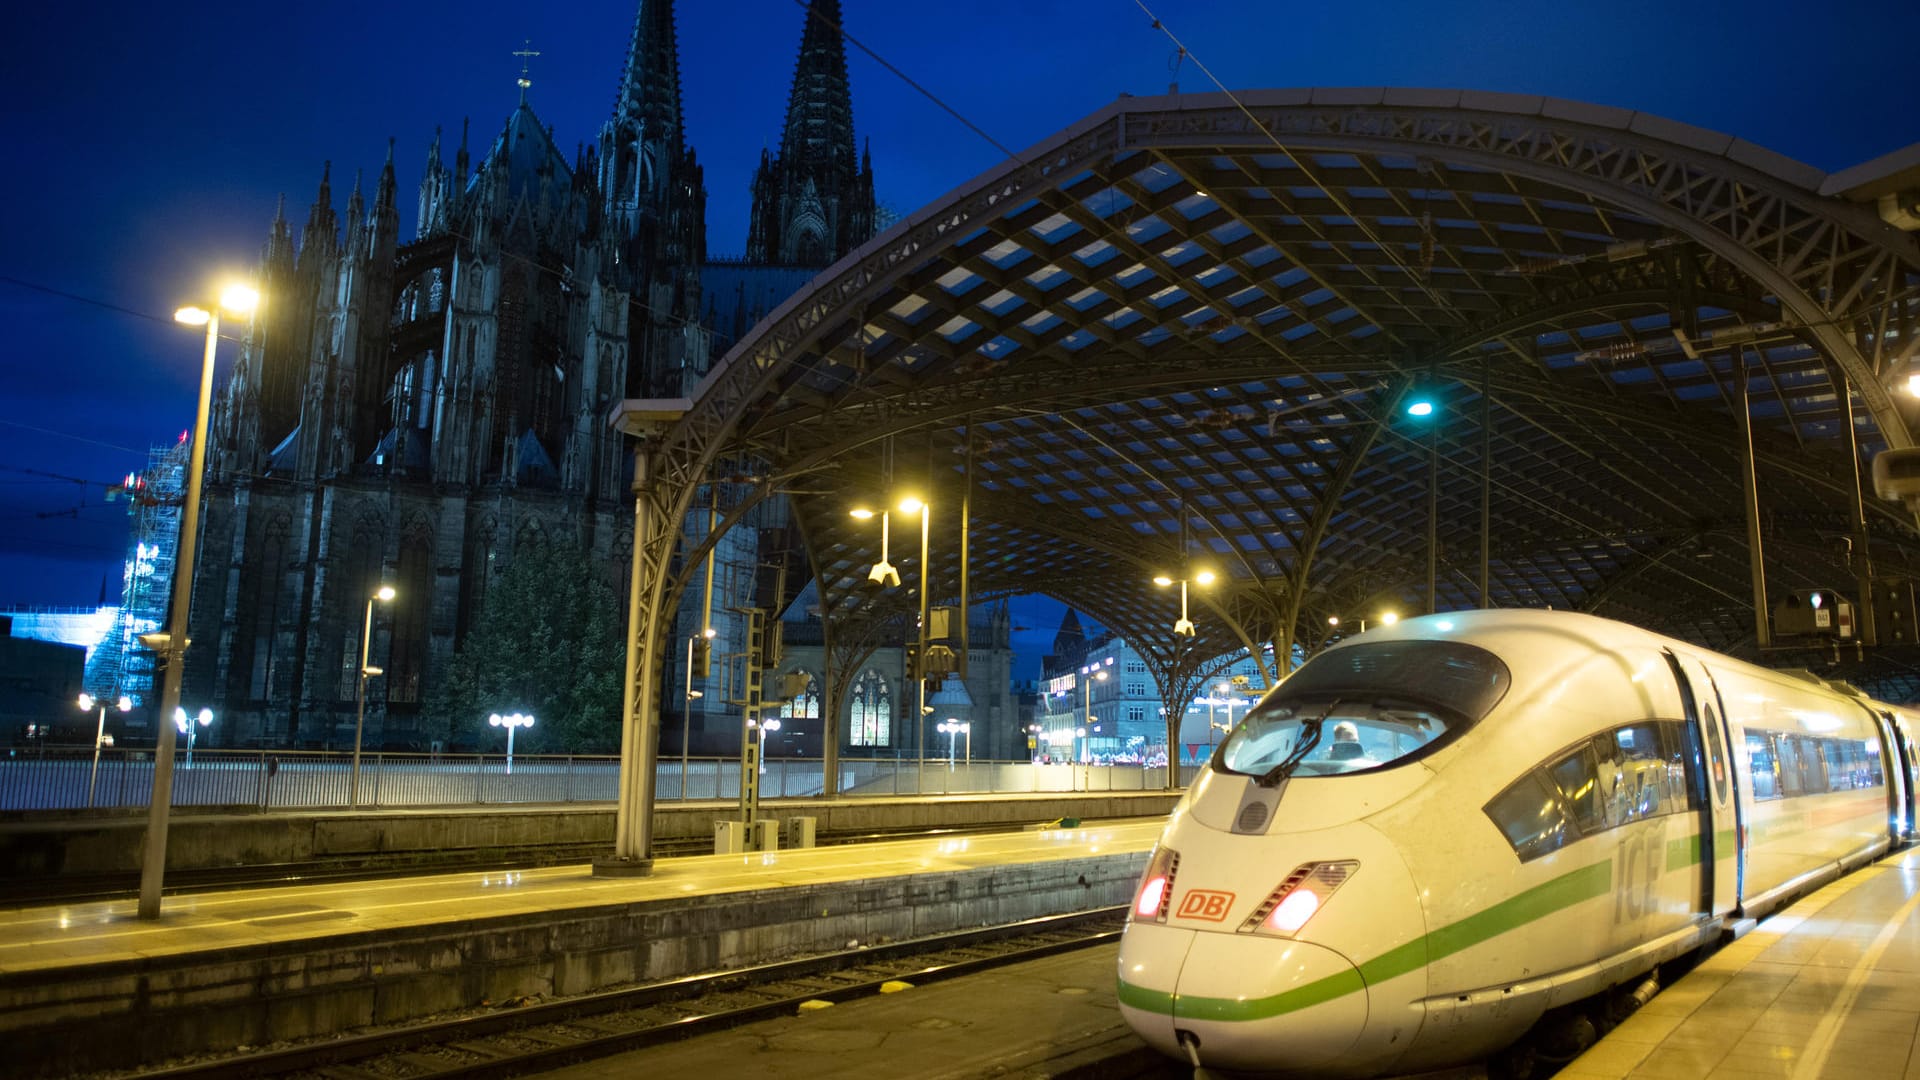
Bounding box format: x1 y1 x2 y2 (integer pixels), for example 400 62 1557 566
429 541 624 753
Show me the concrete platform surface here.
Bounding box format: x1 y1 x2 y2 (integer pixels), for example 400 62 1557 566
0 818 1164 972
1 818 1163 1075
1566 846 1920 1080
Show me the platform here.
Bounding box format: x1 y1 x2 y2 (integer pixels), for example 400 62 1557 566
1567 846 1920 1080
0 816 1162 1076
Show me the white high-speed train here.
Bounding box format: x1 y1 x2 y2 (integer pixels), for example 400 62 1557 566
1118 609 1920 1077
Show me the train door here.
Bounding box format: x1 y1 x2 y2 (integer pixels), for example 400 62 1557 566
1664 652 1740 918
1875 710 1914 842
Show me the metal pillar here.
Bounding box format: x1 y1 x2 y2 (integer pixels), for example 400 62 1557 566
603 444 658 874
1737 347 1770 648
738 608 765 825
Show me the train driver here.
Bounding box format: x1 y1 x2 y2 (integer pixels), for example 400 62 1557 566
1327 721 1370 764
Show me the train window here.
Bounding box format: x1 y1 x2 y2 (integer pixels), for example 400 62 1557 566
1268 640 1512 722
1484 772 1575 862
1216 640 1510 781
1216 699 1451 778
1747 732 1780 800
1547 745 1606 834
1701 704 1730 804
1610 722 1673 823
1777 735 1828 798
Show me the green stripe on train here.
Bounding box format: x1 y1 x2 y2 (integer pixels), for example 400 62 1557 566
1120 861 1612 1024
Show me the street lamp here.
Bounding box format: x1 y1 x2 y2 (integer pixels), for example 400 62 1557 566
1215 682 1241 741
173 707 212 766
1153 569 1215 637
489 712 535 774
139 282 258 920
682 628 711 794
77 693 131 808
351 584 396 807
1080 669 1108 788
758 717 781 771
938 719 970 770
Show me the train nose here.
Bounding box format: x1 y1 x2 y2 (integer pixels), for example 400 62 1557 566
1119 923 1368 1072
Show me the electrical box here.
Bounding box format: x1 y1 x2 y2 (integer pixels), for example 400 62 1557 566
752 818 781 852
714 820 746 855
1872 580 1919 645
929 607 954 642
783 816 817 849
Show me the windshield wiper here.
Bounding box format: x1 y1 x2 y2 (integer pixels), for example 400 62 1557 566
1256 703 1336 788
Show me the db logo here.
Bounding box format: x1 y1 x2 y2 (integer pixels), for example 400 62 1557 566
1177 889 1235 921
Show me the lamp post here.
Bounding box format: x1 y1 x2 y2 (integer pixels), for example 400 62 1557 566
1216 683 1240 742
139 283 258 920
173 707 212 766
350 584 396 807
682 630 710 798
1081 669 1108 789
1153 569 1215 637
489 712 535 773
759 717 781 770
77 693 131 808
938 719 970 771
852 496 931 791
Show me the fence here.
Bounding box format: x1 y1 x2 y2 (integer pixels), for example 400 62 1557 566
0 746 1196 812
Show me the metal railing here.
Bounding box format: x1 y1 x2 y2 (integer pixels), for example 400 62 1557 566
0 746 1194 812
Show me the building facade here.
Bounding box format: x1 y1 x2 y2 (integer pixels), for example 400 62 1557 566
1036 609 1269 766
184 0 878 750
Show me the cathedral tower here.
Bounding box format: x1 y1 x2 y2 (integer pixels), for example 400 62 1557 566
746 0 876 267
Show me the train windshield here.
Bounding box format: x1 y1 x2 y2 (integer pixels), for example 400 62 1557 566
1215 640 1510 779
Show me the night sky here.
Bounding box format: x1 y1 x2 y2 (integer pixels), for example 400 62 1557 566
5 0 1915 673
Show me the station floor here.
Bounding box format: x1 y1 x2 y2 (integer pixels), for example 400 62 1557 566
1565 846 1920 1080
0 818 1164 975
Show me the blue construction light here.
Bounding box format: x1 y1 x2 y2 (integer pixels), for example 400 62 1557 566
1405 399 1435 418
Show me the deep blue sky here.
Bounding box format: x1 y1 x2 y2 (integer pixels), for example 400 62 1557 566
5 0 1915 674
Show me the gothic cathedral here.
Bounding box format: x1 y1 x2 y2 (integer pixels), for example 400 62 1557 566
188 0 878 748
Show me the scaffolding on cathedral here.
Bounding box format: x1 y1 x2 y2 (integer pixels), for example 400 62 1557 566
84 437 191 713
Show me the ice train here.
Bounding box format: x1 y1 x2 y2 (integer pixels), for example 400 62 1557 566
1117 609 1919 1077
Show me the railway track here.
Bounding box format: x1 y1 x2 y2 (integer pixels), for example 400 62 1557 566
130 907 1129 1080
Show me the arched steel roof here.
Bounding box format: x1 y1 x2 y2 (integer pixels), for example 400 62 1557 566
634 88 1920 698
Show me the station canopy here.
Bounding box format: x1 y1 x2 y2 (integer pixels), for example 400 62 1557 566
662 89 1920 698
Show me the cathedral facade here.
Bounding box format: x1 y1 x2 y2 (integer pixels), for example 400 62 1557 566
185 0 877 749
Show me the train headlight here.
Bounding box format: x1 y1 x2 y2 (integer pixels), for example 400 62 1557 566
1240 860 1358 937
1133 845 1180 922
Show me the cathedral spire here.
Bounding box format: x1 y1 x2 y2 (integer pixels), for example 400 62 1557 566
609 0 686 151
375 137 396 212
745 0 876 266
780 0 856 170
299 161 338 261
599 0 705 262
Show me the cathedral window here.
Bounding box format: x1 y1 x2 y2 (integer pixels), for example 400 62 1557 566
245 524 289 701
778 671 821 723
386 533 432 706
337 534 384 701
849 669 890 747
